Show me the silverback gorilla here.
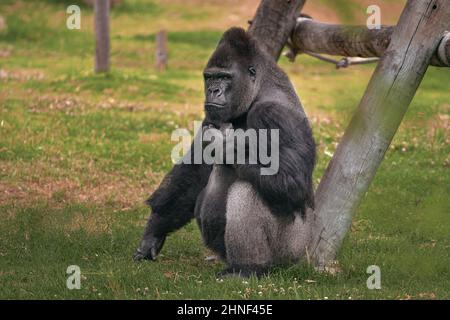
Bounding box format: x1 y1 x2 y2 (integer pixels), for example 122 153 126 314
134 27 316 277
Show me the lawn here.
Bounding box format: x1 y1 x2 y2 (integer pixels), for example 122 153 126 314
0 0 448 299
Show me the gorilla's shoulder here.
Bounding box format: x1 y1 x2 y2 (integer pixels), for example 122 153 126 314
247 101 306 128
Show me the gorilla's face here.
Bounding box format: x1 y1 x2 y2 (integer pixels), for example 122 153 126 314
203 62 257 125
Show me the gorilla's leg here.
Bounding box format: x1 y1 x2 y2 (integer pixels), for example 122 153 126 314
223 181 278 277
195 165 237 261
223 181 313 277
194 188 227 259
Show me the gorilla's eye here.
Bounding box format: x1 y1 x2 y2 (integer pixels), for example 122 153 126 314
248 66 256 76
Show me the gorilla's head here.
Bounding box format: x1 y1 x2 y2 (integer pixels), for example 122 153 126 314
203 28 262 125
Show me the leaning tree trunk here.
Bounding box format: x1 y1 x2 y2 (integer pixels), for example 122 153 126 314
94 0 110 73
309 0 450 268
248 0 306 59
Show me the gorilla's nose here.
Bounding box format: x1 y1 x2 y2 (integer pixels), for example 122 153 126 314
208 87 223 98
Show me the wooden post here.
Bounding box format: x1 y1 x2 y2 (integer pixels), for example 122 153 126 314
309 0 450 268
155 30 168 71
94 0 110 73
248 0 306 60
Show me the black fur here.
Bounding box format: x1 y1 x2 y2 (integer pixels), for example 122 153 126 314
134 27 316 267
236 102 316 217
133 135 212 261
194 165 237 260
204 27 316 217
207 28 258 69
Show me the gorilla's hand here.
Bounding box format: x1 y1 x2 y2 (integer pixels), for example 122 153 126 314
133 234 166 261
219 122 233 134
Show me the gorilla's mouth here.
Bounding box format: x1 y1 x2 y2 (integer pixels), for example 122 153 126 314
205 102 226 108
205 102 231 123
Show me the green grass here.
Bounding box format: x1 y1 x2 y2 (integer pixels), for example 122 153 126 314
0 0 449 300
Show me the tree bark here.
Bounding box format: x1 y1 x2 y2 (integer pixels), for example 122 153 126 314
290 19 450 67
309 0 450 268
94 0 110 73
248 0 306 60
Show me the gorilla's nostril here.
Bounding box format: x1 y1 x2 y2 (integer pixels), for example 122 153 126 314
209 87 222 97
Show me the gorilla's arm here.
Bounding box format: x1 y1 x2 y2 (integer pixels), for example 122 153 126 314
146 162 212 236
134 132 212 261
234 102 316 217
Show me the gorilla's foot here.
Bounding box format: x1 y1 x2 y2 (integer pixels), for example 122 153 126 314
133 235 166 262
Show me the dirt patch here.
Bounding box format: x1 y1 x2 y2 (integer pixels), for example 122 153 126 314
155 0 343 31
166 0 342 24
0 159 169 235
0 68 45 82
0 86 202 117
0 161 163 210
0 45 12 58
66 211 111 235
96 97 202 116
28 95 87 115
25 93 147 115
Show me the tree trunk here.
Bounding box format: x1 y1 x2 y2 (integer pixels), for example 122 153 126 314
248 0 306 60
94 0 110 73
309 0 450 268
290 19 450 67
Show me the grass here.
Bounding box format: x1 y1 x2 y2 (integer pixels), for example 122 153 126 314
0 0 449 300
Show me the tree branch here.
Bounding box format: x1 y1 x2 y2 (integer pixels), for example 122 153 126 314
289 18 450 67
